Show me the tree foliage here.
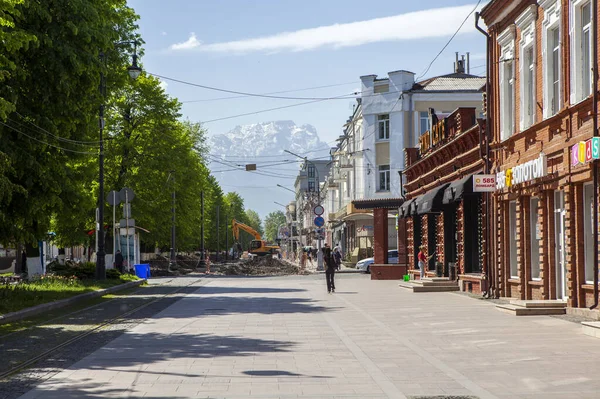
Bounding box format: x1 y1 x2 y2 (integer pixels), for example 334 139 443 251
0 0 256 259
244 210 263 237
0 0 140 245
264 211 286 242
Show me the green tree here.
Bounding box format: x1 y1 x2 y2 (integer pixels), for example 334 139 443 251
244 209 263 236
0 0 140 248
264 211 286 242
103 74 216 252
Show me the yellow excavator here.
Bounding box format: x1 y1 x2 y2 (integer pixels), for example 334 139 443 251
232 219 280 257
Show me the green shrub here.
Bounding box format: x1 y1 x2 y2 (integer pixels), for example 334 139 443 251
106 268 121 279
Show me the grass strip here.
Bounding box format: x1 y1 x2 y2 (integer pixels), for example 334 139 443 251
0 274 140 315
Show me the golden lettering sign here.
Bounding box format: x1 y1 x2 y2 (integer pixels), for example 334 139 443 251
420 120 446 154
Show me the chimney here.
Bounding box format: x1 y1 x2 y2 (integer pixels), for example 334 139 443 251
466 52 470 74
454 52 459 74
455 53 465 74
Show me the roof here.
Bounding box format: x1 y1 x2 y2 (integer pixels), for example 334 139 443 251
411 73 485 92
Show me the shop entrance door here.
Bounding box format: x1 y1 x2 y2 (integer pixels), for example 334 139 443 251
554 191 567 300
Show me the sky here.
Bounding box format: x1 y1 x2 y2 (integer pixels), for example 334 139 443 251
128 0 487 218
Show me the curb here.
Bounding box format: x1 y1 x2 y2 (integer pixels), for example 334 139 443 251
0 279 146 325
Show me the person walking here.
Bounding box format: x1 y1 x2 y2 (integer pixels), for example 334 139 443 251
301 249 307 270
114 250 124 274
324 243 336 293
334 247 342 271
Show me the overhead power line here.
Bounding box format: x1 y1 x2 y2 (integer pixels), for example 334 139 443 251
416 0 483 81
0 121 97 155
181 82 357 103
11 112 102 146
200 97 350 124
149 73 357 101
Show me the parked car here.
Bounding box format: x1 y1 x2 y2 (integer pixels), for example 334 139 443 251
356 250 399 273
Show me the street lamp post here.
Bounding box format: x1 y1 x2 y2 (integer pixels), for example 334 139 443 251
96 42 142 280
284 150 323 270
198 191 206 268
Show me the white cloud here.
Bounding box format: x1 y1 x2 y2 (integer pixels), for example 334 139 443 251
170 4 481 54
161 31 168 36
159 80 168 91
170 32 201 50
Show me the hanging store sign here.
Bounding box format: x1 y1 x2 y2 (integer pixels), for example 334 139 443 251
571 137 600 166
496 153 547 190
472 175 496 192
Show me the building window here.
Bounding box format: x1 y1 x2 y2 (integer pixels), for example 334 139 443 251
517 4 537 131
524 47 535 128
530 197 540 279
378 165 390 191
550 27 560 114
509 201 518 278
541 0 562 118
378 114 390 140
374 83 389 94
571 0 593 103
419 111 429 135
308 181 316 192
498 27 515 140
307 165 315 178
584 184 594 282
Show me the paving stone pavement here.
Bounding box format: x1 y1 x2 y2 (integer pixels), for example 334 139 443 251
15 274 600 399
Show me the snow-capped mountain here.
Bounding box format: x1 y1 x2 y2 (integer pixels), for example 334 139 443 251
209 121 329 158
209 121 330 219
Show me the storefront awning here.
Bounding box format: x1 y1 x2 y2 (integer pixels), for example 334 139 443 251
352 198 405 210
415 183 450 215
442 175 474 204
399 198 416 219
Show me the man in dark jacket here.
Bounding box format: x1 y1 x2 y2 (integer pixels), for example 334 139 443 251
114 250 124 273
323 244 336 293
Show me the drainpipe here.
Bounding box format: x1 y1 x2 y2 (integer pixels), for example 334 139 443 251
591 0 599 310
475 12 494 298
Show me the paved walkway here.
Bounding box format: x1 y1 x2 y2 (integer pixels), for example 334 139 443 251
17 274 600 399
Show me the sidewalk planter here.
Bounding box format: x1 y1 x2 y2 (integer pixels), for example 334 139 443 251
370 265 408 280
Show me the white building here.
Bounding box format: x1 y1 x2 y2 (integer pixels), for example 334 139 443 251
360 57 485 198
293 159 331 248
324 56 485 263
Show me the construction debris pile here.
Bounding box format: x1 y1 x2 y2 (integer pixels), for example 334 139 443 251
215 257 308 276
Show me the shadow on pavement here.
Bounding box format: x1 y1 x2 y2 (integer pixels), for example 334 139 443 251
243 370 328 378
85 332 295 367
154 295 328 318
197 286 305 295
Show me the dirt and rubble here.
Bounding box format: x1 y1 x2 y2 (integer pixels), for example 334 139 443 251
143 255 308 277
214 257 309 276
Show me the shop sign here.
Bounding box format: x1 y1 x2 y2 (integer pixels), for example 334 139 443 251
472 175 496 192
571 137 600 166
496 153 547 190
419 119 447 154
356 225 373 237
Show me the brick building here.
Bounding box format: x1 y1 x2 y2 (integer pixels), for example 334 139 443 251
402 108 490 293
481 0 599 307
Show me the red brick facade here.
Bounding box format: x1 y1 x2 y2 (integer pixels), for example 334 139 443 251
403 108 488 291
482 0 600 307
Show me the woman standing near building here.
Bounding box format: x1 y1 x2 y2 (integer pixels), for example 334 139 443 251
417 245 434 279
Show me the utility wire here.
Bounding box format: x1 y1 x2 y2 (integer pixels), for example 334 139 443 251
13 112 103 146
0 121 97 155
181 82 357 103
416 0 483 81
149 73 357 101
200 96 351 124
